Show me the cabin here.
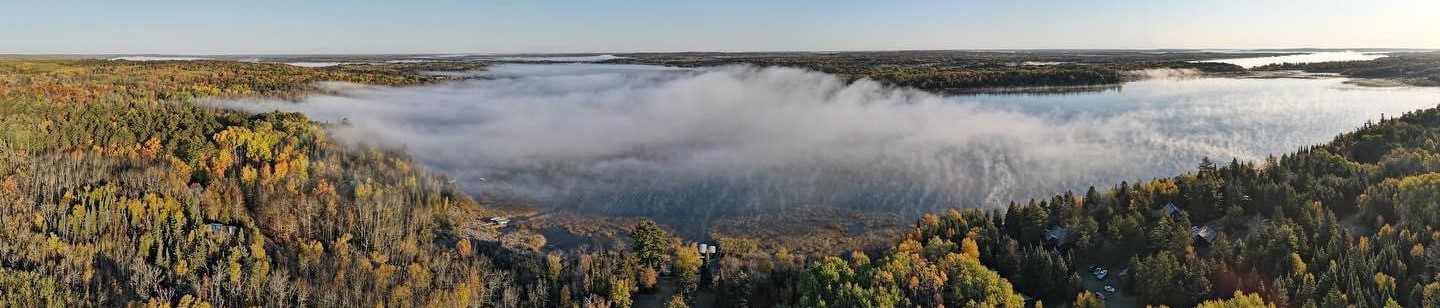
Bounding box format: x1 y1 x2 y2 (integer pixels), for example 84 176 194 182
1043 227 1070 247
1191 225 1218 245
1152 202 1181 218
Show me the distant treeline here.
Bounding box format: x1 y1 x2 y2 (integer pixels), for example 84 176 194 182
1256 52 1440 86
614 51 1251 93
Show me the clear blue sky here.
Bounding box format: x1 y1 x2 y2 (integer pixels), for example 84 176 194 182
3 0 1438 54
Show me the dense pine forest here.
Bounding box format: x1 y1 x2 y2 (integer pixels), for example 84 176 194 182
3 56 1440 307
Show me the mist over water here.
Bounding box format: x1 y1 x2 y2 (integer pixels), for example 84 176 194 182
1198 51 1387 68
218 64 1440 219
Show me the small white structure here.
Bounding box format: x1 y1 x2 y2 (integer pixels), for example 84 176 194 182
487 217 511 228
206 223 240 238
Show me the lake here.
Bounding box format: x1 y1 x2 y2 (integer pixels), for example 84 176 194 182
223 64 1440 218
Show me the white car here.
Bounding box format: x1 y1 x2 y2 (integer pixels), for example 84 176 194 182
1095 269 1108 280
1104 285 1116 293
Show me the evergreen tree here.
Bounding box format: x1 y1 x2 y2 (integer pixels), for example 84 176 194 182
631 220 669 269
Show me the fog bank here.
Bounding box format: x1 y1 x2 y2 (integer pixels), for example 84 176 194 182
491 54 626 62
1198 51 1387 68
216 63 1440 218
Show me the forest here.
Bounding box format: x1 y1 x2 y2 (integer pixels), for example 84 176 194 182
2 55 1440 307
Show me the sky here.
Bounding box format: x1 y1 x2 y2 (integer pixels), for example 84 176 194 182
3 0 1439 54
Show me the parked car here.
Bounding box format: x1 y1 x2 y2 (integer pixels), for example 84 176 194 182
1104 285 1116 293
1095 269 1108 280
